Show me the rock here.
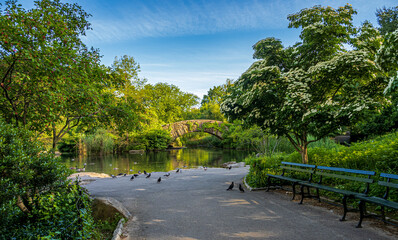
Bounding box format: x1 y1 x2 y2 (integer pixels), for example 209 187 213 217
221 161 246 168
129 150 145 154
221 161 236 168
92 197 131 220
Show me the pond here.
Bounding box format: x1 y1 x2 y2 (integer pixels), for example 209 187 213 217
60 148 252 175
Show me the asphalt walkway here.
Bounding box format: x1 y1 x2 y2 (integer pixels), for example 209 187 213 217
84 167 397 240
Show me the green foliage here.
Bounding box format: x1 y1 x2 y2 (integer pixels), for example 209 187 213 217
221 4 391 163
245 132 398 202
134 129 172 151
0 0 106 140
199 80 232 121
142 83 199 124
376 6 398 35
0 117 96 239
83 129 116 154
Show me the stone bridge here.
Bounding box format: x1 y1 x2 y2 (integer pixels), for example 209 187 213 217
162 120 227 141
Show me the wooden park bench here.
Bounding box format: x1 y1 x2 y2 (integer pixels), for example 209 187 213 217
356 173 398 228
266 162 316 200
298 166 376 221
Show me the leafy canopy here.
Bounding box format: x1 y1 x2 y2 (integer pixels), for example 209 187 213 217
221 4 394 163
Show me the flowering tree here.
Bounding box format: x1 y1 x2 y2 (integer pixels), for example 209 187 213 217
221 4 396 163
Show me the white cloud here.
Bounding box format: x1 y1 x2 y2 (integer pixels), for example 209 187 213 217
82 0 290 43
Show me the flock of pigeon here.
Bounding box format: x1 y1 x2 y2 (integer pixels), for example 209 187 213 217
108 165 245 192
109 168 183 184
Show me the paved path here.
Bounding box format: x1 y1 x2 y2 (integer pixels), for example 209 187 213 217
85 167 396 240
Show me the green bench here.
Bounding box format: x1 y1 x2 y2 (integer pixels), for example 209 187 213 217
356 173 398 228
298 166 376 221
266 162 316 200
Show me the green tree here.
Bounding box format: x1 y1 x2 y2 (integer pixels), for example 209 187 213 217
221 4 391 163
199 79 232 121
376 6 398 35
142 82 199 124
0 0 111 148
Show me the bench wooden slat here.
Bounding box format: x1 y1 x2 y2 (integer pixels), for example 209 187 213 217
281 166 315 174
378 181 398 188
317 166 375 176
300 182 366 196
380 173 398 180
356 195 398 209
267 174 306 183
281 161 316 168
316 172 374 183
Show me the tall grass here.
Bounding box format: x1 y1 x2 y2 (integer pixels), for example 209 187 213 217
83 129 116 155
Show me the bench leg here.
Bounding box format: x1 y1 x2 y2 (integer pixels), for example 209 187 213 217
381 206 385 223
356 200 365 228
299 185 305 204
266 176 271 192
340 195 348 221
291 182 297 200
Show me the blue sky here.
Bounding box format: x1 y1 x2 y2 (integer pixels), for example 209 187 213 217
19 0 398 99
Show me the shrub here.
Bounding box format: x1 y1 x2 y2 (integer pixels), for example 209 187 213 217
0 117 97 239
245 132 398 202
134 129 172 151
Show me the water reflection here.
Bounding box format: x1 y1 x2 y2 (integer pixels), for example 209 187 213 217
60 148 252 175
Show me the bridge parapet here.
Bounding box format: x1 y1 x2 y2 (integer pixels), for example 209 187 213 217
163 120 227 141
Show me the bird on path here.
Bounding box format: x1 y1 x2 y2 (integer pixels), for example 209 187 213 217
164 173 170 177
226 182 234 191
144 170 147 175
204 166 207 171
130 175 134 181
111 175 116 178
157 177 161 183
123 173 127 177
176 168 180 173
239 184 245 193
228 166 232 170
134 174 139 177
146 173 151 178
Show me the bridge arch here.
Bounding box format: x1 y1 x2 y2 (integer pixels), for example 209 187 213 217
162 120 227 141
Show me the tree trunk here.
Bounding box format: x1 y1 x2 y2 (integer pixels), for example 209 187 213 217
300 145 308 164
16 195 30 214
52 123 57 150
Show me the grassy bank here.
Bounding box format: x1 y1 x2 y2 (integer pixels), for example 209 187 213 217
245 132 398 204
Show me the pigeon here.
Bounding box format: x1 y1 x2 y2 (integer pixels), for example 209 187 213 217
123 173 127 177
144 170 147 175
134 174 139 177
138 170 141 174
130 175 134 181
157 177 161 183
228 166 232 170
226 182 234 191
239 184 245 193
111 175 116 178
146 173 151 178
204 166 207 171
176 168 180 173
164 173 170 177
117 173 124 176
